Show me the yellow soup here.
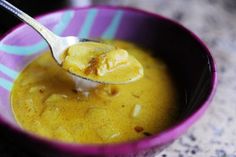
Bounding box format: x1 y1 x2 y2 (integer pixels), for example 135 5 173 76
11 40 179 144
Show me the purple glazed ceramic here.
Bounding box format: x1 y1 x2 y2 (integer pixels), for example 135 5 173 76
0 6 216 157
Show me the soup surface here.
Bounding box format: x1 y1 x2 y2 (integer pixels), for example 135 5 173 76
11 40 179 144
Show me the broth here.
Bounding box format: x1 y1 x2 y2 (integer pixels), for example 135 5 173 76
11 40 179 144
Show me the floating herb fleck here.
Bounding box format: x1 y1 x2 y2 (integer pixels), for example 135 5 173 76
72 89 78 93
134 126 144 133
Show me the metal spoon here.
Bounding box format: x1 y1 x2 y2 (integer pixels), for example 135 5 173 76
0 0 93 77
0 0 143 87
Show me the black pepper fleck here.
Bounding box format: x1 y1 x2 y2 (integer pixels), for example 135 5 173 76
132 94 140 98
72 89 78 93
39 89 44 93
143 132 152 136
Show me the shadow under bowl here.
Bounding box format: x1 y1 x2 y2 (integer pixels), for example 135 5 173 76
0 6 217 157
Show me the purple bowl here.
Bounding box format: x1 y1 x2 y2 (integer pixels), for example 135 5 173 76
0 6 216 157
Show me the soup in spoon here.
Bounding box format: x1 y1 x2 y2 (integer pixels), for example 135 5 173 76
61 41 143 84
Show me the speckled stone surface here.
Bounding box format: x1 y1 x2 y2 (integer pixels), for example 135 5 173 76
123 0 236 156
1 0 236 156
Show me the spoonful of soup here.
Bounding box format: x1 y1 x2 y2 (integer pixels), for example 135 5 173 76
0 0 143 84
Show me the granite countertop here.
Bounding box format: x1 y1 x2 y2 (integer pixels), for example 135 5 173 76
1 0 236 156
127 0 236 156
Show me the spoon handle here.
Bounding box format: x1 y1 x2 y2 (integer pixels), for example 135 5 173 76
0 0 58 45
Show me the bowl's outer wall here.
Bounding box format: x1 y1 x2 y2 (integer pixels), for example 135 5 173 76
0 6 216 156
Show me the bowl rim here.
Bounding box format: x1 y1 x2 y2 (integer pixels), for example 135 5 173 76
0 5 217 155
